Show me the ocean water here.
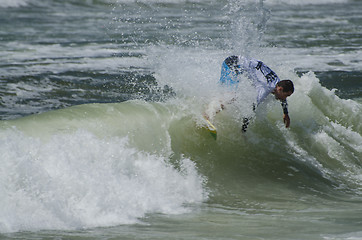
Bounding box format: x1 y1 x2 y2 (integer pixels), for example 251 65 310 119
0 0 361 239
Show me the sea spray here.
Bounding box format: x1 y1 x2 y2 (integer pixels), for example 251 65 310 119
226 0 270 56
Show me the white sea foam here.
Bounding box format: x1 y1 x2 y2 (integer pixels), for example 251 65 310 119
262 47 362 72
0 42 142 77
223 0 350 5
267 0 349 5
109 0 349 4
0 0 28 8
0 129 207 233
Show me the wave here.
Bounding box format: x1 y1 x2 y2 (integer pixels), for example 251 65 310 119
0 70 361 232
0 102 207 233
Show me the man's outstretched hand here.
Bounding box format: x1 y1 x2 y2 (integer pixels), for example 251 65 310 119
283 114 290 128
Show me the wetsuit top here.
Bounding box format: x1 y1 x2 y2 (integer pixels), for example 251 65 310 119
219 55 288 114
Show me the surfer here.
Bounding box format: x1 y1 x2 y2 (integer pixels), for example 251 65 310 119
217 55 294 132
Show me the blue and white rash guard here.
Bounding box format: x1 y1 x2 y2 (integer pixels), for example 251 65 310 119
219 55 288 114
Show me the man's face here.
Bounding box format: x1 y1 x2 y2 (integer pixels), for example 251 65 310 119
274 86 293 100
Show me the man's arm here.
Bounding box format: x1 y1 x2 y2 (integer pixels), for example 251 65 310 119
283 114 290 128
281 100 290 128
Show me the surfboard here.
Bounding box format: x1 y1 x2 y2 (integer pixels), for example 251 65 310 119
204 117 217 140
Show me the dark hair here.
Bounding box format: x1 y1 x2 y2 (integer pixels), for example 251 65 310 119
277 80 294 93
